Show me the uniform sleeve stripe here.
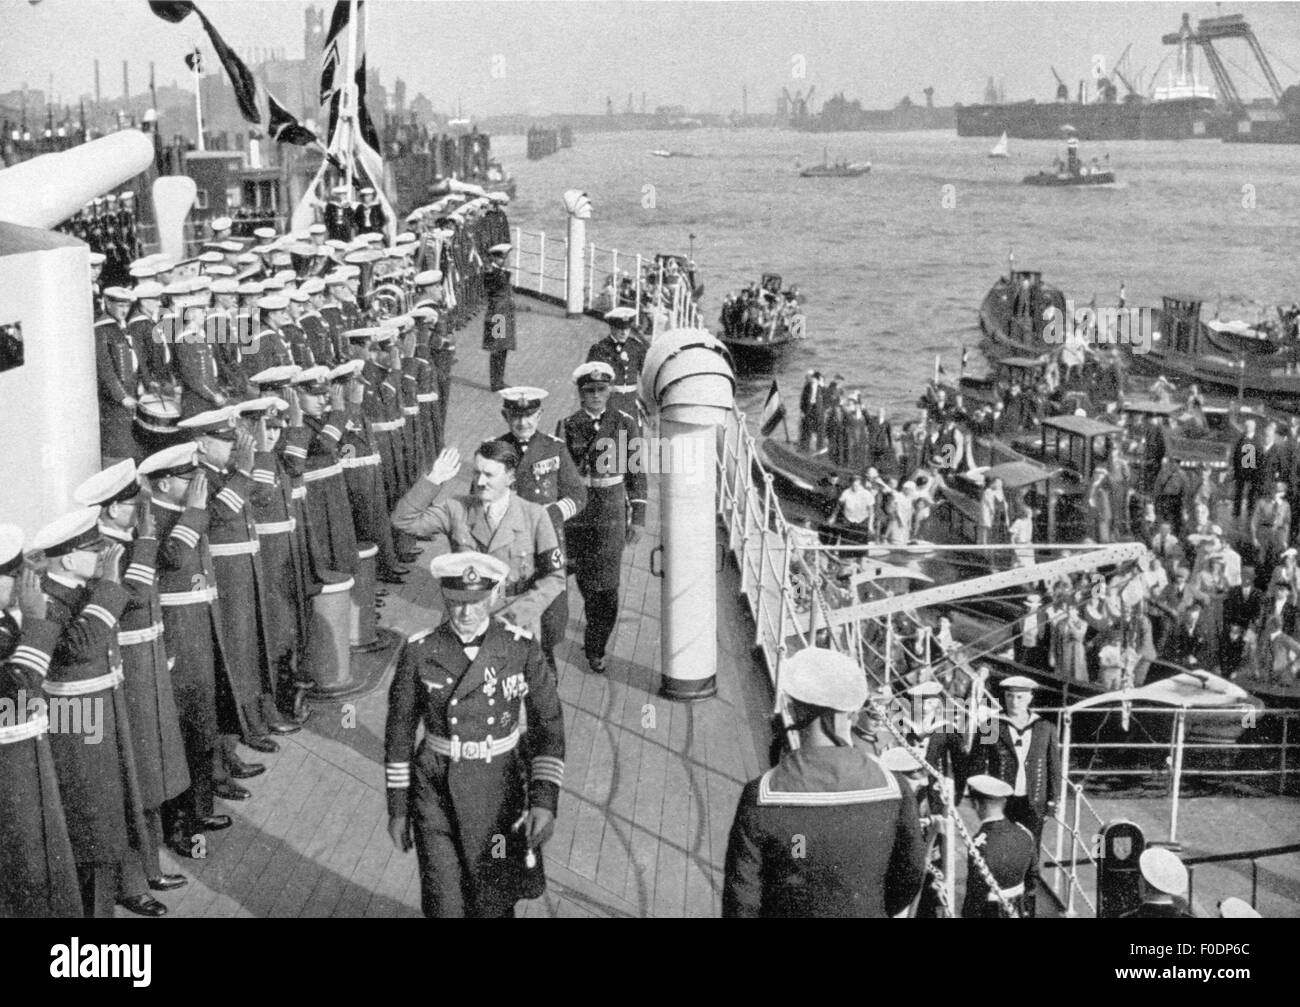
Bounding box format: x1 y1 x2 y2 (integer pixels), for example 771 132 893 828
628 497 648 505
557 499 576 520
284 445 308 459
125 563 153 577
217 489 244 510
252 469 276 484
531 756 565 785
10 647 51 674
170 525 200 547
125 570 155 585
322 425 342 441
83 604 115 627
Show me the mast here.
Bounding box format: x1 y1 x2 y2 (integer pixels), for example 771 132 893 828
342 0 360 191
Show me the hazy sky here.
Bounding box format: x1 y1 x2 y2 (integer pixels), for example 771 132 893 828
3 1 1298 115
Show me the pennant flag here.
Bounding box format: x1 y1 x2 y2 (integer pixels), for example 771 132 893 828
149 1 259 123
760 380 787 437
355 56 382 152
267 92 319 148
184 48 203 74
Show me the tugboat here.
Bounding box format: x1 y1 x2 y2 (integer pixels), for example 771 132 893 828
1022 126 1116 186
717 273 807 371
799 147 871 178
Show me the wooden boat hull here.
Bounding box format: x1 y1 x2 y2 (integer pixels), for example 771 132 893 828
978 275 1068 354
757 439 851 509
720 334 797 371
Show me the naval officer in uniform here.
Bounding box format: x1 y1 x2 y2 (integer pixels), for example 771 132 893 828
483 243 516 392
557 362 647 673
961 774 1036 918
495 387 586 670
723 647 926 918
586 306 647 422
385 552 565 917
1121 847 1197 918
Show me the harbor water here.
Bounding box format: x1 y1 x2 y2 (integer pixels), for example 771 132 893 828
498 127 1300 416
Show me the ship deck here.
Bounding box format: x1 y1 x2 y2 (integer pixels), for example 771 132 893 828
139 298 775 919
117 298 1299 919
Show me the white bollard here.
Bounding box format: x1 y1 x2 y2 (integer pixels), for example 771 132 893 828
563 190 591 316
641 328 736 701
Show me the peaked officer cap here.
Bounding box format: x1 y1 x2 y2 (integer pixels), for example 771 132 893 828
414 269 443 286
573 361 615 387
179 405 239 440
880 747 924 774
249 364 301 389
430 552 511 602
32 507 104 557
0 525 25 577
966 774 1014 799
291 365 332 393
139 443 200 480
1000 675 1038 691
74 459 140 508
499 387 548 414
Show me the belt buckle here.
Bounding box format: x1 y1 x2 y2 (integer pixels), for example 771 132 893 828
461 740 481 760
449 736 462 761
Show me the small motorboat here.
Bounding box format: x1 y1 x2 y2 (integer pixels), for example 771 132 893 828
1023 125 1115 186
800 147 870 178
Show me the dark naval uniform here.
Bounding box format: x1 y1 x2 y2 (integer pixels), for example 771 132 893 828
298 310 335 369
102 526 191 884
586 333 648 422
200 460 276 739
282 411 359 578
498 430 586 667
127 309 174 394
175 335 227 419
722 744 926 918
95 312 142 460
961 817 1036 918
41 575 149 917
483 262 516 391
0 616 83 917
385 618 565 917
152 496 244 838
557 406 647 665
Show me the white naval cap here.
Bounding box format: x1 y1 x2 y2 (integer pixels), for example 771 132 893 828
254 226 278 241
31 507 104 557
291 365 333 391
211 278 240 295
966 774 1014 799
308 223 327 235
779 646 868 713
300 277 326 296
1218 897 1261 919
257 294 291 312
1000 675 1039 692
233 396 289 417
414 269 443 286
430 551 511 601
572 361 615 387
73 459 140 508
879 747 925 774
905 680 944 698
249 364 301 389
0 524 25 576
211 216 233 232
134 280 165 300
89 251 106 266
329 358 365 382
499 386 549 414
138 443 200 479
604 306 637 326
1138 848 1188 896
488 242 512 255
178 405 240 439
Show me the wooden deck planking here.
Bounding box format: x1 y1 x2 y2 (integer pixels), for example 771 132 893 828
163 299 783 918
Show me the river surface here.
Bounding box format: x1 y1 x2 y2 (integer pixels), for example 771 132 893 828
494 126 1300 416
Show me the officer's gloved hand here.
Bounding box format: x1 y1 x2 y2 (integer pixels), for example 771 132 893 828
388 814 412 852
525 807 555 848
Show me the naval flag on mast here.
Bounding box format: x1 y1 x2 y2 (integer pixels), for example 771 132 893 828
295 0 395 241
760 380 788 438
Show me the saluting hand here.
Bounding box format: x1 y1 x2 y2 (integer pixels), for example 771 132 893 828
427 447 461 486
349 378 366 407
100 542 125 584
136 496 156 540
388 814 412 853
15 567 46 621
329 384 346 414
286 387 304 427
233 430 256 473
186 470 209 510
253 418 272 453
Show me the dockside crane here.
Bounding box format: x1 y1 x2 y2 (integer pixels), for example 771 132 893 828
1051 66 1069 102
1163 12 1284 113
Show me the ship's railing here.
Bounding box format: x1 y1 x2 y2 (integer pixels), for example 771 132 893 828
511 227 702 332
